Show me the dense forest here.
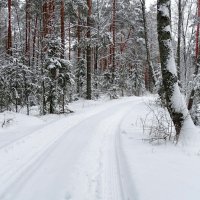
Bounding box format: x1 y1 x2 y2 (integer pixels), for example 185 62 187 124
0 0 199 137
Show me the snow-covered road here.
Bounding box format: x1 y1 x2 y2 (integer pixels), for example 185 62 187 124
0 97 142 200
1 96 200 200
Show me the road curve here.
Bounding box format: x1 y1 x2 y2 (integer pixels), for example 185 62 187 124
0 97 142 200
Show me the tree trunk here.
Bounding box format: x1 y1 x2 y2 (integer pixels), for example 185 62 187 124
188 0 200 111
94 0 100 76
42 0 48 38
7 0 12 55
60 0 65 59
48 0 55 35
68 20 71 60
32 15 38 65
86 0 92 100
176 0 182 82
157 0 192 141
77 8 81 94
140 0 156 92
25 0 31 66
112 0 116 83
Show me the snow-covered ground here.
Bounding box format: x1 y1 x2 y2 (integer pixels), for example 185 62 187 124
0 96 199 200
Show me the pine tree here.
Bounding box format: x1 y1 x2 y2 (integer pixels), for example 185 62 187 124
7 0 12 56
86 0 92 100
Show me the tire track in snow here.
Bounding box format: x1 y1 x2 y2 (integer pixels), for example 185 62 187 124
96 102 141 200
0 98 143 200
0 103 127 198
0 98 136 151
115 105 140 200
0 136 62 200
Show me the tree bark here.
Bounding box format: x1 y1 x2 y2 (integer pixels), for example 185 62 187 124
76 8 81 94
7 0 12 55
42 0 48 38
25 0 31 66
188 0 200 111
157 0 192 141
86 0 92 100
68 20 71 60
60 0 65 59
32 15 38 65
176 0 182 82
140 0 156 92
112 0 116 83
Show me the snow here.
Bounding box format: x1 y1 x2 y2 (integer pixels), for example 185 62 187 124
120 99 200 200
146 0 156 10
0 96 200 200
171 83 188 115
158 0 194 138
48 63 56 69
159 3 178 76
158 4 170 17
164 39 178 75
164 25 171 32
0 112 45 148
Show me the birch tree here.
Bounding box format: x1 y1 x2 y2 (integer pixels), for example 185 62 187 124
157 0 192 141
188 0 200 111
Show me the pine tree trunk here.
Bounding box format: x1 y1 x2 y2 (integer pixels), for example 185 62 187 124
32 15 38 65
25 0 31 66
68 20 71 60
94 0 100 76
7 0 12 55
48 0 55 35
60 0 65 59
141 0 156 92
86 0 92 100
77 8 81 94
157 0 192 141
42 1 48 38
112 0 116 83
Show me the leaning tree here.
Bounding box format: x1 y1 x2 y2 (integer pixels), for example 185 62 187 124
157 0 193 141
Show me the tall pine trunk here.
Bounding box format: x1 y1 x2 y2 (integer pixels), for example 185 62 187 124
141 0 156 92
7 0 12 56
32 15 38 65
60 0 65 113
112 0 116 83
60 0 65 59
77 8 81 94
25 0 31 65
68 20 71 60
86 0 92 100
